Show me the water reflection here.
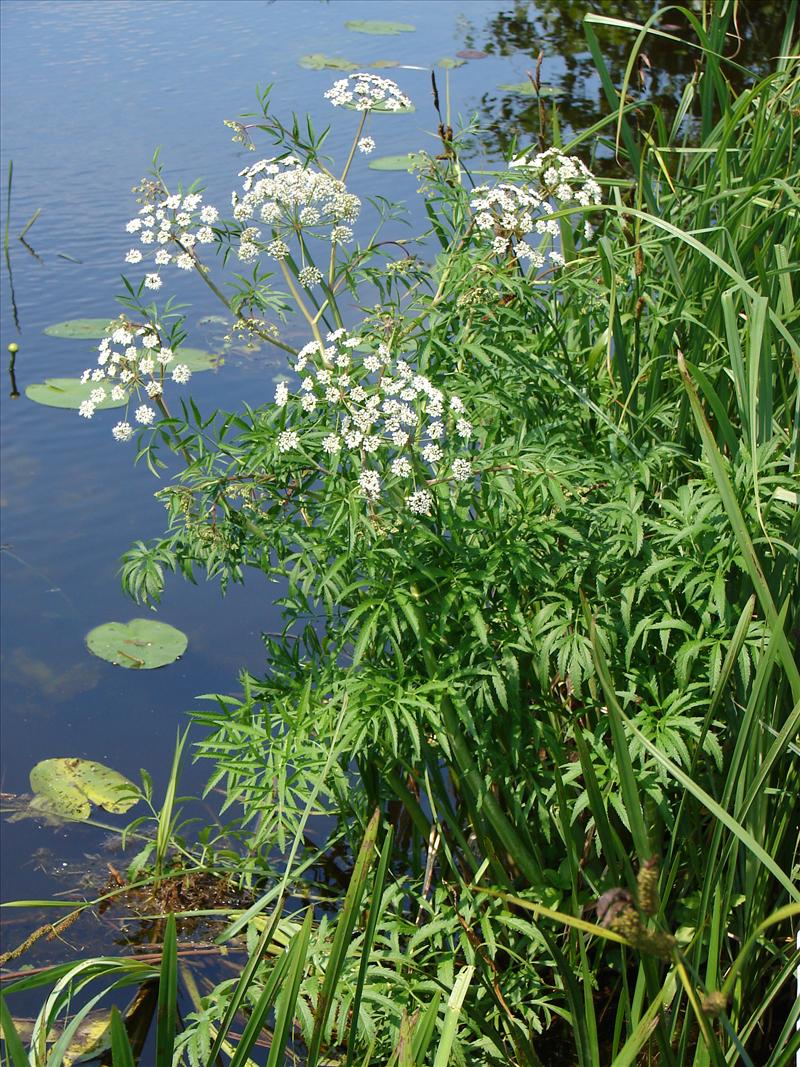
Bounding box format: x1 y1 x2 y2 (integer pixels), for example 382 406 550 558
462 0 789 156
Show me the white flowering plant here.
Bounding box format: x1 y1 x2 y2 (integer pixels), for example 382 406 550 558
19 19 800 1066
84 67 730 1065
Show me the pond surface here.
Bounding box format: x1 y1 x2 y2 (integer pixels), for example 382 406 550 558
0 0 781 966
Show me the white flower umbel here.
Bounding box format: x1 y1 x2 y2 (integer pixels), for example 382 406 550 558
357 136 376 154
123 187 219 282
230 156 361 263
270 329 476 516
471 148 601 269
298 265 323 287
324 73 411 112
112 421 134 442
76 319 197 439
135 404 156 425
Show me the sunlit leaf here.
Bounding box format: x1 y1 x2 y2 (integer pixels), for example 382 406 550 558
368 153 425 172
25 378 127 410
44 318 115 339
29 758 138 822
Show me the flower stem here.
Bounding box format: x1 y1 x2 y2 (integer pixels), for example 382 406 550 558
279 259 324 351
329 110 368 286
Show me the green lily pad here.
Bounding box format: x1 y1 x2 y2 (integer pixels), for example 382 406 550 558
44 318 115 339
86 618 188 669
29 758 137 822
173 347 222 371
497 83 563 97
437 57 466 69
345 100 415 115
345 19 415 35
368 153 425 172
25 378 127 410
299 53 359 71
371 59 400 68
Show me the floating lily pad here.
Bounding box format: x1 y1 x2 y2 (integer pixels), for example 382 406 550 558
29 758 137 822
456 49 488 59
345 99 416 115
371 59 400 68
368 153 425 172
497 82 563 97
437 57 466 69
173 347 222 371
25 378 127 410
86 618 188 669
345 19 415 35
44 318 115 339
299 53 359 71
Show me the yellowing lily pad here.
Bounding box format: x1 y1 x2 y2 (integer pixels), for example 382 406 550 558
25 378 127 410
44 318 115 339
345 19 415 35
437 57 466 69
368 153 425 172
86 618 188 669
29 758 138 822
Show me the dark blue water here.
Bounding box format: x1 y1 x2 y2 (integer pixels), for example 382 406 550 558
0 0 547 928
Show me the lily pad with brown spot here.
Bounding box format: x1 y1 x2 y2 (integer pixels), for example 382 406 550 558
86 618 188 669
44 318 116 339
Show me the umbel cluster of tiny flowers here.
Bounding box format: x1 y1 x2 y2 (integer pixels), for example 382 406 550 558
324 73 411 112
231 156 361 271
124 191 220 291
471 149 602 266
77 323 192 441
273 329 474 516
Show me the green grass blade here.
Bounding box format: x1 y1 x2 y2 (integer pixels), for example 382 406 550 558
307 809 381 1065
346 823 395 1067
432 965 475 1067
0 995 28 1067
110 1006 136 1067
587 614 650 859
678 353 800 699
228 951 293 1067
614 709 798 900
155 913 178 1067
208 896 286 1063
412 990 443 1063
265 906 314 1067
610 970 678 1067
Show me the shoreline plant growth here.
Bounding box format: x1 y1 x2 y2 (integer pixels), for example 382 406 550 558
2 6 799 1065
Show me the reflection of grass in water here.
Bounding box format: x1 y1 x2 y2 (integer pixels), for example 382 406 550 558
3 159 43 339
